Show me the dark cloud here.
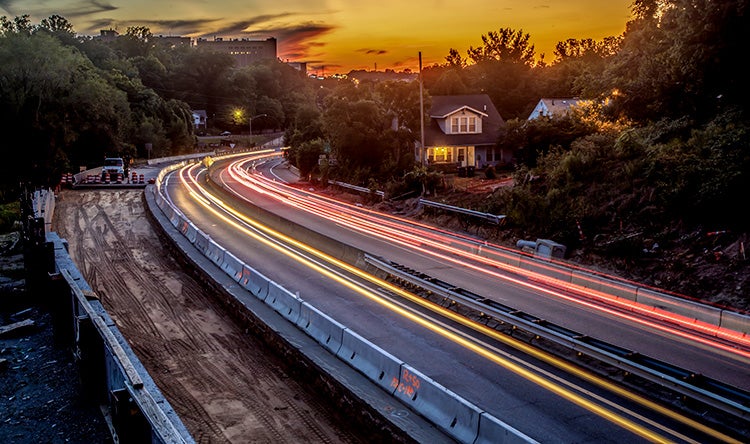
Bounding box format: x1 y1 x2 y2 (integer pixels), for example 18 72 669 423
198 13 297 37
84 17 221 36
7 1 118 18
357 48 387 55
246 21 337 62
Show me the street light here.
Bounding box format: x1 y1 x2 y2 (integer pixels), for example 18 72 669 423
248 113 267 136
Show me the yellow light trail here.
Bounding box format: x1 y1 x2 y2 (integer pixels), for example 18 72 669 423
173 160 739 443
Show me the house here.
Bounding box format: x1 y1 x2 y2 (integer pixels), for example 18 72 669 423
527 98 584 120
192 110 207 132
423 94 506 170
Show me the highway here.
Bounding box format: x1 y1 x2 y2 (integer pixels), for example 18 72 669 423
159 150 750 443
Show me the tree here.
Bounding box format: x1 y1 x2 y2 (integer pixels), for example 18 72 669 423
466 28 536 67
604 0 748 122
0 31 131 189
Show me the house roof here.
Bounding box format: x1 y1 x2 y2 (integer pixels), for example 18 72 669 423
529 98 582 120
424 95 504 147
192 109 208 118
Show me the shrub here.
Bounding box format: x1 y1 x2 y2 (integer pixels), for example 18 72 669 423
0 201 20 233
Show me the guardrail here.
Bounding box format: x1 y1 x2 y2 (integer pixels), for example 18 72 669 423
153 161 537 444
327 180 506 224
24 188 194 444
418 199 506 225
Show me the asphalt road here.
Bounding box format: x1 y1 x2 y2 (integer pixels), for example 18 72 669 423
161 155 750 443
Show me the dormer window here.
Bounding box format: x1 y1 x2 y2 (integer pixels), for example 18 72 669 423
451 115 478 134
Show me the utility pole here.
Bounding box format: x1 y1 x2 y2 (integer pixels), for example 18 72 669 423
419 52 425 167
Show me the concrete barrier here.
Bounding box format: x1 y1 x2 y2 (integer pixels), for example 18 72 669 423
265 281 301 324
393 365 481 444
238 265 270 300
477 246 522 269
184 223 198 244
194 231 210 255
220 250 244 282
636 287 722 328
336 329 403 394
169 211 181 229
204 240 225 268
518 256 573 286
475 413 539 444
570 270 638 302
178 219 190 237
296 302 346 354
718 310 750 340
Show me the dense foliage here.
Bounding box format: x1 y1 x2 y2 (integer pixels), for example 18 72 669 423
0 15 312 201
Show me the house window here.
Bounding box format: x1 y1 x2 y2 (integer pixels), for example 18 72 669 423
450 115 478 134
430 147 453 163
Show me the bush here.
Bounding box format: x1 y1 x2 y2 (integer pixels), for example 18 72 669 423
0 201 20 233
485 166 496 179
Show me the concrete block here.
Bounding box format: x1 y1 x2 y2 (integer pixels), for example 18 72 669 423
336 329 402 394
296 302 345 354
392 365 481 444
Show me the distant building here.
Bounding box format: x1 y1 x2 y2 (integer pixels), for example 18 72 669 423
196 37 277 67
153 35 192 47
98 29 119 42
527 98 585 120
192 110 207 131
286 61 307 75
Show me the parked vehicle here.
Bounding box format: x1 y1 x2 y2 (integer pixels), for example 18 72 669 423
102 157 125 182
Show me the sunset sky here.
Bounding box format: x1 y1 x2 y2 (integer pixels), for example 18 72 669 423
7 0 634 74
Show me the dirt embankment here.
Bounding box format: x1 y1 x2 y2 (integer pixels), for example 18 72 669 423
52 189 366 444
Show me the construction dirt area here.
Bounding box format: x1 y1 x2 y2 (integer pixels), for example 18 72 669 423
51 188 370 444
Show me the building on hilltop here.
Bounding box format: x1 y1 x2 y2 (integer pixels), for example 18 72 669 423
196 37 277 67
98 29 119 42
286 61 307 75
153 35 192 47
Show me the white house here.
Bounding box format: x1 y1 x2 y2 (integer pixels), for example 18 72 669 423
423 95 506 169
527 98 584 120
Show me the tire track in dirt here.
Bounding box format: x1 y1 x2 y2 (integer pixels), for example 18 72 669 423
52 189 367 444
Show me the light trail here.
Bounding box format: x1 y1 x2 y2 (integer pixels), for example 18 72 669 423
163 158 741 443
219 155 750 360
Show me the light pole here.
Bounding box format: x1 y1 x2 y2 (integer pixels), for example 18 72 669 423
248 113 267 136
